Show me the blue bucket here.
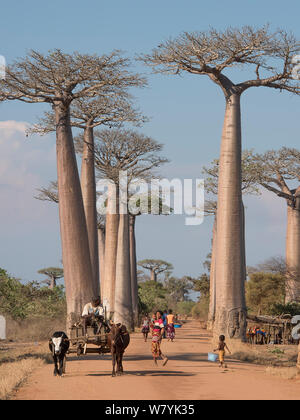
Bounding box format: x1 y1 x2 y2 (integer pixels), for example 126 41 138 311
174 324 182 328
208 353 218 362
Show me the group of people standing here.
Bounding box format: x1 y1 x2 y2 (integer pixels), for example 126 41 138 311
141 309 177 366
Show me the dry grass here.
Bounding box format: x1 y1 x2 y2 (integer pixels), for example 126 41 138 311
227 340 298 367
6 317 66 342
0 317 63 400
0 342 52 400
0 341 51 364
265 366 298 380
0 358 46 400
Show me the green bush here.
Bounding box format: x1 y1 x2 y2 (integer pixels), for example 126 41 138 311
192 300 209 320
269 301 300 317
0 268 66 320
138 281 168 315
176 301 196 317
246 272 285 315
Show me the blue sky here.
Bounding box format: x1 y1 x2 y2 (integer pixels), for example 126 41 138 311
0 1 299 285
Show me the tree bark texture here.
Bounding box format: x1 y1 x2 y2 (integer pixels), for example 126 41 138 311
285 187 300 302
114 213 133 329
214 93 247 341
98 226 105 300
103 183 119 318
55 104 94 330
129 215 139 325
207 216 217 331
80 125 99 296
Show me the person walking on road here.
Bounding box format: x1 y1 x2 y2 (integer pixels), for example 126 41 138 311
214 335 231 369
151 311 168 366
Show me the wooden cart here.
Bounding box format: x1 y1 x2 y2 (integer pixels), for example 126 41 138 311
68 324 111 356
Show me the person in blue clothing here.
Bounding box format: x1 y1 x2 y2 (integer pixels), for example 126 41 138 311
162 310 168 338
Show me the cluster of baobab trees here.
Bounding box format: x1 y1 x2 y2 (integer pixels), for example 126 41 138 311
35 129 168 329
1 25 299 340
203 148 300 331
0 49 168 330
139 25 299 341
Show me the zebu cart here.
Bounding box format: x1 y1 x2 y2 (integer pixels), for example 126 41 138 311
68 321 111 356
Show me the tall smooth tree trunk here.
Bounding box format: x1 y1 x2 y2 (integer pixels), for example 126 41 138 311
49 276 56 290
129 214 138 326
241 200 247 304
285 187 300 302
98 226 105 299
114 213 133 329
214 93 247 341
207 216 217 331
150 269 157 282
103 183 119 318
55 104 94 330
81 125 99 296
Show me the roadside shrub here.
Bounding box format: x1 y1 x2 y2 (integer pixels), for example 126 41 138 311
0 268 66 322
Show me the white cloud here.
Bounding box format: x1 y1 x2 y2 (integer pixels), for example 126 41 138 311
0 120 57 225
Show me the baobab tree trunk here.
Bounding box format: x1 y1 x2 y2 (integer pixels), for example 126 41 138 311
98 226 105 299
81 125 99 296
114 213 133 329
49 276 56 290
54 104 94 330
214 93 247 341
285 188 300 302
150 270 157 282
129 215 138 326
103 183 119 318
207 216 217 331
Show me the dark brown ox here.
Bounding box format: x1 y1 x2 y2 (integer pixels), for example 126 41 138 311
107 323 130 377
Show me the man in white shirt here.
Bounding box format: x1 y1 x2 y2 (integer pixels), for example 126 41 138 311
81 296 106 335
82 296 104 318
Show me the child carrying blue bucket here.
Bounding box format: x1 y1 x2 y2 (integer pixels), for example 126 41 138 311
207 352 218 362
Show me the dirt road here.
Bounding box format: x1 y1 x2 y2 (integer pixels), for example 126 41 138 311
14 320 300 400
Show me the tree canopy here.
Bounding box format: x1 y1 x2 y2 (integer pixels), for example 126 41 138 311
140 26 300 99
138 259 174 282
248 147 300 205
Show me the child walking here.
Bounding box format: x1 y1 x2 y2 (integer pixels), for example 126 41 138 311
141 315 150 342
214 335 231 368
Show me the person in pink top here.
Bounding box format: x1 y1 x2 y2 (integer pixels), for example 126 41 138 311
150 311 168 366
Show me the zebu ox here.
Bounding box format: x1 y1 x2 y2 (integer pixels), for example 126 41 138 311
49 331 70 377
107 324 130 377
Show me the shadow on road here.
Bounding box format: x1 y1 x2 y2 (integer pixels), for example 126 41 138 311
87 370 196 377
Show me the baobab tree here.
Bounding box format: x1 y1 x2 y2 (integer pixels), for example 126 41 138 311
91 128 168 325
32 94 145 295
38 267 64 289
137 259 174 282
129 193 172 325
249 147 300 302
35 181 59 204
203 151 259 329
97 215 106 299
141 25 300 339
0 49 145 328
35 131 168 327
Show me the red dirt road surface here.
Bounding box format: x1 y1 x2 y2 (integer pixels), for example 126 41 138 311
14 320 300 400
